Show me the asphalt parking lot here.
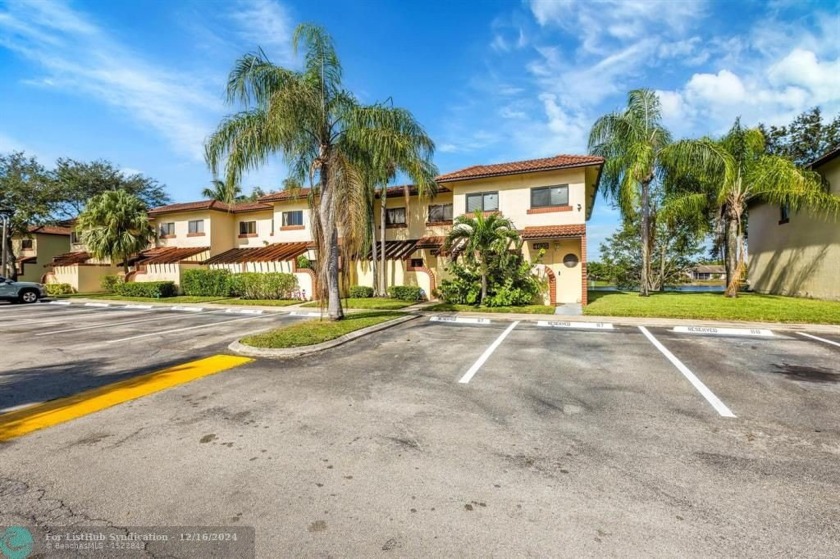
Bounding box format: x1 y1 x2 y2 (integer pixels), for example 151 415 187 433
1 304 839 557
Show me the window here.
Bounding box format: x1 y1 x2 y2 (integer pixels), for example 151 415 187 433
466 192 499 213
409 258 424 269
188 220 204 234
428 204 453 223
21 239 33 250
386 207 406 226
159 222 175 237
531 185 569 208
779 205 790 225
239 221 257 235
282 210 304 227
70 231 81 244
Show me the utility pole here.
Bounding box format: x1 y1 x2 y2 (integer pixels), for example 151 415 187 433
0 214 8 279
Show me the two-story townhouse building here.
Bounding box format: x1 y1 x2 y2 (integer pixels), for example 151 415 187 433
11 225 73 283
748 146 840 300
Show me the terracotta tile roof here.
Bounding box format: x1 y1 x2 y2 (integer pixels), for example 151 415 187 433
415 236 445 249
204 242 310 265
364 240 418 260
136 246 210 265
437 154 604 183
27 225 73 236
148 199 272 216
810 146 840 169
376 185 450 198
230 201 272 213
258 188 312 203
520 224 586 240
50 251 92 266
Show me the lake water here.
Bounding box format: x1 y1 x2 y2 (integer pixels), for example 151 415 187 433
590 285 725 293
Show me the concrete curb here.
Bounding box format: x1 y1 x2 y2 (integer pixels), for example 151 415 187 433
228 314 418 359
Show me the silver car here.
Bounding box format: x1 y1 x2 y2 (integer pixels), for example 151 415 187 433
0 276 48 303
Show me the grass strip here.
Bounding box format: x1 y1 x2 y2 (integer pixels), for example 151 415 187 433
583 290 840 324
242 311 406 348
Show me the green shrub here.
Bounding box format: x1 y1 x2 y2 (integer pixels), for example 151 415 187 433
181 269 233 297
296 254 311 269
101 274 124 293
348 285 374 298
45 283 74 296
114 281 177 298
388 285 424 301
237 273 297 300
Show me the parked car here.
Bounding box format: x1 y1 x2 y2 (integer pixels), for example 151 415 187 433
0 276 47 303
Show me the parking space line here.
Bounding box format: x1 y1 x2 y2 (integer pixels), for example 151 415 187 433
0 354 253 442
35 314 174 336
430 316 492 325
11 309 123 325
458 321 519 384
798 332 840 348
104 314 271 344
638 326 736 418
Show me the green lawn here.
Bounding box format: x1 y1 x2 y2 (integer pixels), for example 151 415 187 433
219 299 300 307
424 302 556 314
301 297 415 310
584 290 840 324
241 311 406 348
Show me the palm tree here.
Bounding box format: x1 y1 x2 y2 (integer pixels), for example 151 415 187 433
202 179 242 203
589 89 722 296
445 211 519 304
75 190 154 275
700 120 836 297
205 24 437 320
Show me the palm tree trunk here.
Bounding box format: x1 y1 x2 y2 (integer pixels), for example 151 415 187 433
639 180 651 297
370 217 379 296
319 158 344 320
379 191 387 297
724 208 741 298
658 240 667 292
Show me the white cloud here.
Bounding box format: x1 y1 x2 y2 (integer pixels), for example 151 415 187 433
228 0 296 64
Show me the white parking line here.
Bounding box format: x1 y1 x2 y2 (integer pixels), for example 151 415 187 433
290 311 322 317
430 316 492 325
225 308 264 315
458 321 519 384
170 306 204 312
10 308 121 325
104 314 270 344
638 326 736 418
83 302 110 308
798 332 840 348
48 300 72 305
35 314 172 336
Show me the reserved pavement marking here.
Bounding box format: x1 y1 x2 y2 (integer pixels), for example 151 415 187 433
171 306 204 312
0 355 253 442
123 304 155 310
104 314 270 343
290 311 322 317
537 320 614 330
225 308 264 315
673 326 774 337
430 316 492 325
798 332 840 348
83 302 110 307
35 314 172 336
48 301 72 305
639 326 736 418
458 321 519 384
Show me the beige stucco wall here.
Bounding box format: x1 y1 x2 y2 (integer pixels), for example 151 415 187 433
748 156 840 300
374 191 454 241
49 264 120 292
449 168 588 227
235 210 274 248
15 233 71 282
270 200 314 243
154 211 215 249
524 238 583 304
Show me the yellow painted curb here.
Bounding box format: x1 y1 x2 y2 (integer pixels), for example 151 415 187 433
0 354 253 442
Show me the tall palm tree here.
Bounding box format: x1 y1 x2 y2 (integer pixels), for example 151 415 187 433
589 89 722 296
205 24 437 320
445 211 519 304
678 120 836 297
75 190 154 275
202 179 242 203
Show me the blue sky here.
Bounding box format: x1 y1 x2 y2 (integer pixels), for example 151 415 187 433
1 0 838 258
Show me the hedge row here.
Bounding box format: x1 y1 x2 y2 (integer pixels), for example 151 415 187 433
181 269 233 297
45 283 74 296
181 269 298 300
114 281 178 298
388 285 424 301
348 285 374 298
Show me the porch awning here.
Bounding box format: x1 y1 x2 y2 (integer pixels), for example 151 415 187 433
135 246 210 265
204 242 309 265
49 251 93 266
364 240 418 260
520 225 586 240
